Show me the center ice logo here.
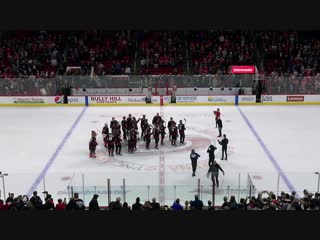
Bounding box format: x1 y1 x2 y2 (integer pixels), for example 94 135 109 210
94 135 234 172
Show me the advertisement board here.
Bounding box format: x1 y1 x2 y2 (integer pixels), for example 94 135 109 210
231 65 255 74
89 96 146 105
238 95 256 103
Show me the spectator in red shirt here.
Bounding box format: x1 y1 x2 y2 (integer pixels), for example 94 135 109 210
55 198 66 211
0 199 8 211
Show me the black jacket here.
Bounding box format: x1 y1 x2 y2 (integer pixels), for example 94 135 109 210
219 138 229 148
132 202 143 210
151 202 160 210
89 198 100 211
207 145 217 162
30 195 43 209
191 199 204 210
209 163 224 174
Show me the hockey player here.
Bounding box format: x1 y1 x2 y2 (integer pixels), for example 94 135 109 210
207 144 217 167
152 113 162 127
160 120 166 145
121 116 127 140
208 160 224 188
216 117 223 137
110 117 117 130
167 117 175 140
113 121 121 138
133 128 139 151
107 135 115 156
89 131 98 158
218 134 229 160
178 120 186 143
128 129 135 153
153 125 160 149
127 114 133 130
214 108 221 128
171 122 179 146
144 125 152 149
115 136 122 155
190 149 200 177
132 117 140 131
102 123 109 147
140 115 148 138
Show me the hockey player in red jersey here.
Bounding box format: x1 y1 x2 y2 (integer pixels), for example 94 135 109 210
89 131 98 158
213 108 221 128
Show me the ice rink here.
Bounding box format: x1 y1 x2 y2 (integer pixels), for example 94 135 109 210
1 105 320 206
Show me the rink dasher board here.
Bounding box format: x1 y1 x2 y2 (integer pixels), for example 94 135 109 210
1 95 320 106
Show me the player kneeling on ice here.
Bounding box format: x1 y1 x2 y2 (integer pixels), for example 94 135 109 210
190 149 200 177
89 131 98 158
207 160 224 188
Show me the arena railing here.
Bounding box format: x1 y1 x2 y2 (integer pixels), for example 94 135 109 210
1 74 320 96
1 171 319 207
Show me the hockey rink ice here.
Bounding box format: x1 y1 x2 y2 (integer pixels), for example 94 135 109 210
1 105 320 206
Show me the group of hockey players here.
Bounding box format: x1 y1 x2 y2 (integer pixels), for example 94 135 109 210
89 113 187 158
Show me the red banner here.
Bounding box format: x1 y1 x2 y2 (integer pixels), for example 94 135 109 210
231 66 255 74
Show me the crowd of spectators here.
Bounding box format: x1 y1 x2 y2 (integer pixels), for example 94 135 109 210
0 31 66 79
65 30 134 75
260 31 320 76
136 31 185 75
1 189 319 211
188 31 260 75
0 30 319 78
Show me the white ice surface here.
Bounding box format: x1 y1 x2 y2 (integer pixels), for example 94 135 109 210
0 105 319 205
